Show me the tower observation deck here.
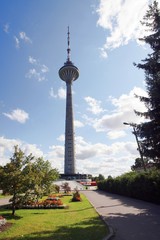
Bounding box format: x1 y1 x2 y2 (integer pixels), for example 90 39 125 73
59 27 79 175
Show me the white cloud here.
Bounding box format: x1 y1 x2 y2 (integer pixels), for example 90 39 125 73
0 136 43 166
76 137 139 177
3 23 9 33
26 68 45 81
47 145 64 172
84 96 105 114
58 87 66 99
49 135 138 177
29 56 37 64
14 36 20 48
96 0 152 57
22 144 43 158
49 87 57 98
49 87 66 99
41 64 49 73
0 134 139 177
110 87 147 112
26 56 49 81
99 47 108 58
57 134 65 142
14 32 32 49
74 120 84 128
3 108 29 123
0 137 21 165
84 87 147 139
19 31 32 44
107 130 126 139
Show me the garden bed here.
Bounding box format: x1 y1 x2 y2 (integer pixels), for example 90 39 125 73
21 204 67 209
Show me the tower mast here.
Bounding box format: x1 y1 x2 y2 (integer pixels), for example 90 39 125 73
59 27 79 175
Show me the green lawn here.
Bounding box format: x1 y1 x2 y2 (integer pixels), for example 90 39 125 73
0 194 109 240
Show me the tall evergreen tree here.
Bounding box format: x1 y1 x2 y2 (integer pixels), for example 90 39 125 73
134 1 160 167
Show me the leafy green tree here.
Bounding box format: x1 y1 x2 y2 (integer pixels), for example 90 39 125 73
24 157 59 201
0 146 34 215
98 174 105 181
134 1 160 167
0 146 59 215
92 174 105 181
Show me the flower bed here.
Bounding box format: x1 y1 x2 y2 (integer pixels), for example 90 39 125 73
21 195 68 209
22 204 67 209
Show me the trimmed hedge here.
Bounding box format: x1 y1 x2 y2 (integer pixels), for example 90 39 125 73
97 170 160 204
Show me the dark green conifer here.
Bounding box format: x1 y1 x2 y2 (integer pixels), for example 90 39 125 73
134 1 160 167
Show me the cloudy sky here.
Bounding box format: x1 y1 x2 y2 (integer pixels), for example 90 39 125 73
0 0 158 177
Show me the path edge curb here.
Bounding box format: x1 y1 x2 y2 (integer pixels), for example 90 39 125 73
101 215 114 240
84 192 114 240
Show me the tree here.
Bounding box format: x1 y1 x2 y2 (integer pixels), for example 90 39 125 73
0 146 34 215
134 1 160 167
0 146 59 215
98 174 105 181
61 182 71 193
25 157 59 200
131 158 149 171
92 174 105 181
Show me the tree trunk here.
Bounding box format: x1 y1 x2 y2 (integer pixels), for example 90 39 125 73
12 193 16 216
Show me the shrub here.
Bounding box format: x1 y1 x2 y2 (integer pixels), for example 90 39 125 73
97 170 160 204
72 189 82 202
54 185 60 193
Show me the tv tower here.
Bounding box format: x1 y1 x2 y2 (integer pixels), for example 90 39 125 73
59 27 79 175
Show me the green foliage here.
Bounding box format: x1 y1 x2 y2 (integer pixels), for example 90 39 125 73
98 170 160 204
92 174 105 181
25 157 59 200
0 146 59 215
0 146 34 215
54 184 60 193
134 1 160 165
131 157 151 171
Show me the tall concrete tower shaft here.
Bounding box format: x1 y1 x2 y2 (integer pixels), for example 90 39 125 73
59 27 79 175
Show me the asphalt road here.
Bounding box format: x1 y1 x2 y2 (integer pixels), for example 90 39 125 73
83 190 160 240
1 190 160 240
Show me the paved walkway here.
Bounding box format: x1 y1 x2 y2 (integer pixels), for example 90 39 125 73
54 180 85 191
0 197 10 206
83 190 160 240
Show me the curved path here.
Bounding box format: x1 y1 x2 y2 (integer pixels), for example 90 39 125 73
83 190 160 240
0 197 10 206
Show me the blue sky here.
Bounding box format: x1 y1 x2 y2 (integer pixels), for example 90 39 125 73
0 0 158 177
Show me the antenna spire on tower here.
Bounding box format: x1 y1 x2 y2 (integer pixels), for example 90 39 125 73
67 26 71 62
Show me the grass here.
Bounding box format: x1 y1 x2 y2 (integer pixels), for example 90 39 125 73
0 194 109 240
